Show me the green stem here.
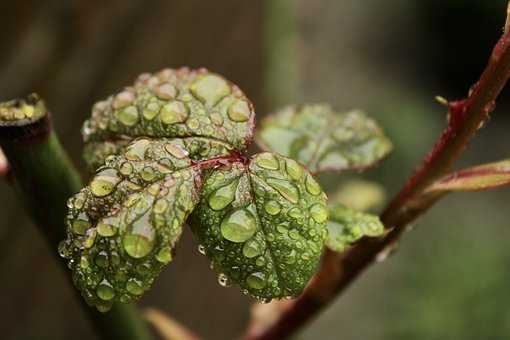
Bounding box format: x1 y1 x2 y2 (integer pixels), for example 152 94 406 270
0 95 153 340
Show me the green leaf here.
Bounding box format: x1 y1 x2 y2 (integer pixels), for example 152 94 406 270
190 152 328 301
82 67 255 167
325 203 385 253
424 159 510 194
59 138 202 312
256 104 392 173
331 179 386 212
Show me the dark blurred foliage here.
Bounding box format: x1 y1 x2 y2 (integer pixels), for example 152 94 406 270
1 1 510 339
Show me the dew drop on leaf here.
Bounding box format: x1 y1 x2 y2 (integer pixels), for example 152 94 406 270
246 272 266 290
242 238 263 258
285 159 303 181
220 207 258 242
305 174 321 196
126 278 143 295
208 179 238 210
96 280 115 301
266 178 299 203
116 106 139 126
228 99 251 122
255 152 280 170
263 200 281 215
155 247 172 264
160 101 188 125
72 213 91 235
90 169 121 197
309 203 328 223
122 234 154 258
97 221 117 237
190 74 231 106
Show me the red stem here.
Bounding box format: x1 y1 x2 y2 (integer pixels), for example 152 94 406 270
246 9 510 340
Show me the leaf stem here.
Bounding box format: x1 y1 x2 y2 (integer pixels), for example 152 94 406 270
0 95 153 340
245 5 510 340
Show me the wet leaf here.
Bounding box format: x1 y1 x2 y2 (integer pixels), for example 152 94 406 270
325 203 385 253
190 152 328 301
331 179 386 212
59 138 202 311
256 104 392 173
83 67 255 167
425 159 510 194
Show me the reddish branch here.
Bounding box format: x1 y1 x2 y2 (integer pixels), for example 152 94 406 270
245 8 510 340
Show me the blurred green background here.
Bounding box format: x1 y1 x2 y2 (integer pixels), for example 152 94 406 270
1 1 510 339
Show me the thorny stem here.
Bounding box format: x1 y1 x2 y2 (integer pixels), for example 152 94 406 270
246 5 510 340
0 95 153 340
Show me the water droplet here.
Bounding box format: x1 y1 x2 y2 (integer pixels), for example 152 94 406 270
153 199 168 214
309 203 328 223
208 179 238 210
190 74 231 106
220 207 258 242
288 208 303 219
255 153 279 170
198 244 206 255
255 256 266 267
155 82 177 100
140 166 156 181
97 219 117 237
80 255 90 269
264 200 281 215
123 234 153 258
246 272 266 290
58 241 68 258
165 143 187 159
210 112 223 125
95 251 109 268
143 102 160 120
305 174 321 196
73 192 86 209
285 159 303 181
90 169 121 197
96 280 115 301
276 224 288 235
160 101 188 124
266 178 299 203
83 229 97 249
228 99 251 122
148 183 160 196
156 246 172 264
96 302 113 313
125 139 150 161
218 273 231 287
113 91 135 109
117 105 139 126
284 249 297 264
242 238 263 258
186 118 200 130
126 278 143 295
72 212 91 235
289 229 300 240
119 162 133 176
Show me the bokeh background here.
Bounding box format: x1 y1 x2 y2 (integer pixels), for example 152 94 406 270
1 1 510 339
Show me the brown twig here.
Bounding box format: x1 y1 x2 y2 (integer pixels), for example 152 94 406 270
245 4 510 340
